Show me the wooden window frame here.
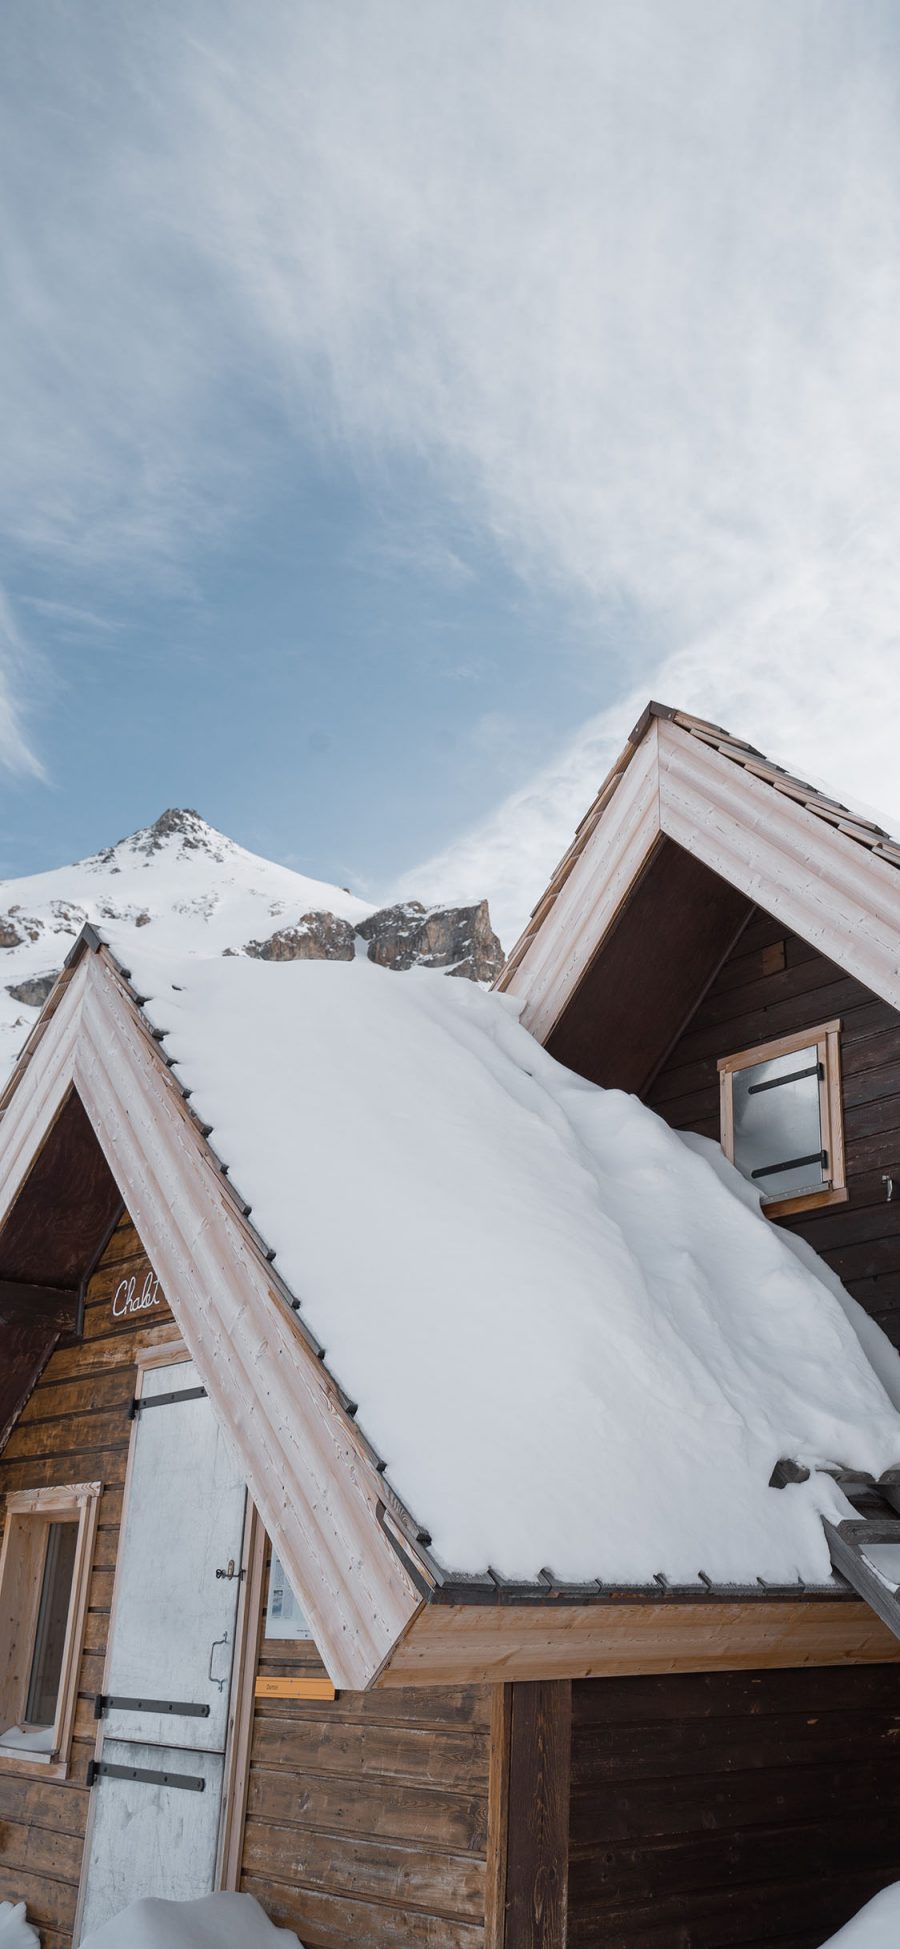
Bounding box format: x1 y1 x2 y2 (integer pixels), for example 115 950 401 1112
261 1539 319 1651
219 1513 334 1895
0 1479 101 1780
718 1019 847 1220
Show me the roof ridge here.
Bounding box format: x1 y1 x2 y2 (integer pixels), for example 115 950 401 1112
497 699 900 992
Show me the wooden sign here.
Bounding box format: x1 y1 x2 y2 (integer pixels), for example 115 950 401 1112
254 1675 336 1702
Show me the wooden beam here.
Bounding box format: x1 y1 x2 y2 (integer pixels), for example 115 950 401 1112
220 1506 268 1894
376 1597 900 1687
504 719 663 1042
504 1680 571 1949
0 1281 78 1330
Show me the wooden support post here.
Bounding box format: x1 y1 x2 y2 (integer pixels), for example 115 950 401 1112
485 1685 512 1949
503 1679 572 1949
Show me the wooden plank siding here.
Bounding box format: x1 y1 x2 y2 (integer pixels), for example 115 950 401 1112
238 1615 495 1948
0 1213 174 1947
504 1681 570 1949
645 904 900 1348
567 1665 900 1948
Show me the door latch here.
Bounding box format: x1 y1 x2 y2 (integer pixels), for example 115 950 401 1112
208 1631 230 1691
215 1559 244 1581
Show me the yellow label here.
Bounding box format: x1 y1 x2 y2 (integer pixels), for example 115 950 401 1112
254 1675 336 1701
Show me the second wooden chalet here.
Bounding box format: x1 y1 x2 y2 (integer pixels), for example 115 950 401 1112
5 702 900 1949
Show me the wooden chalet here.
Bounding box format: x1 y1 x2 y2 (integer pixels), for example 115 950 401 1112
4 701 900 1948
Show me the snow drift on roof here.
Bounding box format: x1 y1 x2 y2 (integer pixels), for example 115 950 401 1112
111 942 900 1587
819 1884 900 1948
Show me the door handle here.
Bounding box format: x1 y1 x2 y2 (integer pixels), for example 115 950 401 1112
207 1631 230 1691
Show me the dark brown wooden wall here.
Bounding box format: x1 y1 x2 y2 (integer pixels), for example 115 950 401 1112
646 904 900 1347
0 1214 173 1949
505 1681 571 1949
568 1665 900 1948
240 1622 493 1947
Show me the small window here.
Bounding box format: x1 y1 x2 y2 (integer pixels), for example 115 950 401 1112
718 1020 846 1217
0 1482 100 1770
263 1547 311 1642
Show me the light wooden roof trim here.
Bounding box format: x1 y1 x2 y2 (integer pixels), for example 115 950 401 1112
0 943 425 1690
377 1593 900 1687
498 703 900 1044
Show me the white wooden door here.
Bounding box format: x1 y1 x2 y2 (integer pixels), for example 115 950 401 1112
77 1361 247 1941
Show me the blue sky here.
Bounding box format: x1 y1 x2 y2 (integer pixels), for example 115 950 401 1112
4 452 618 899
3 1 900 943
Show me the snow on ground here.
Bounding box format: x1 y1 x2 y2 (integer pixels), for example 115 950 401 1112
819 1885 900 1946
79 1894 301 1949
110 939 900 1587
0 809 372 1082
0 1903 39 1949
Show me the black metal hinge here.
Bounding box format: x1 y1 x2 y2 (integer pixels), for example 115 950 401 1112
752 1149 827 1182
747 1062 823 1096
94 1693 210 1719
130 1385 207 1417
87 1759 205 1792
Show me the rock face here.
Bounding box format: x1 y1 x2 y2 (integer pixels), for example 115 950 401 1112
7 973 59 1008
359 901 504 982
244 913 356 963
0 804 506 1086
243 899 504 983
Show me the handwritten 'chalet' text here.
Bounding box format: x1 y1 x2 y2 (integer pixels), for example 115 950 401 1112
112 1270 161 1319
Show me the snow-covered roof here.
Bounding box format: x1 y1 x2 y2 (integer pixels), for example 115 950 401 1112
98 934 900 1591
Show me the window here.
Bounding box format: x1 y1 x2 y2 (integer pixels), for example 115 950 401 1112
0 1481 100 1771
263 1546 311 1641
718 1020 846 1218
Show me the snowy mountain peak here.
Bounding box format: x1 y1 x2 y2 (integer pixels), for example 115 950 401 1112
91 807 235 870
0 816 375 1076
0 814 505 1084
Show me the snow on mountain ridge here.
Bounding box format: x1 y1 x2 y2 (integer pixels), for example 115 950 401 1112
89 806 235 868
0 810 374 1080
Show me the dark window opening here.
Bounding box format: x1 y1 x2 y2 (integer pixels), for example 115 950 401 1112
25 1522 78 1728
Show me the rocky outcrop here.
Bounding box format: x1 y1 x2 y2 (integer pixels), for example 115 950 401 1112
358 900 504 983
242 899 504 983
7 973 59 1008
244 913 356 963
0 916 24 949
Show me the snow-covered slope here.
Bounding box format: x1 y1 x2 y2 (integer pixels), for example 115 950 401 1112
0 809 373 1080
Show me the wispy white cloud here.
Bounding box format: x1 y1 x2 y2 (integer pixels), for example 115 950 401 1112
0 590 45 780
3 2 900 835
20 597 119 635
